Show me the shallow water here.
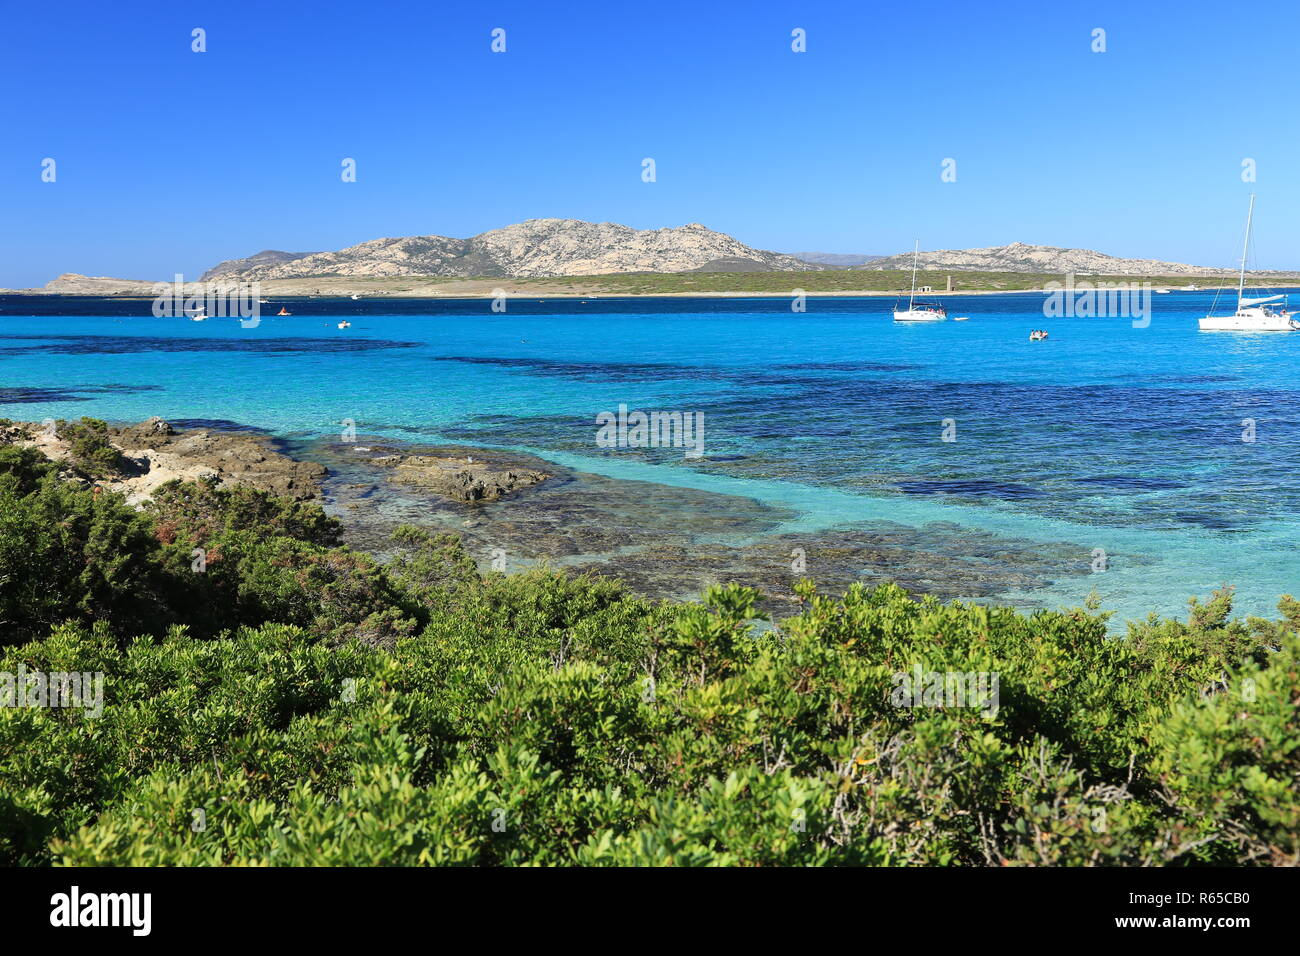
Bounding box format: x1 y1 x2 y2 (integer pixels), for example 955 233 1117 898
3 291 1298 626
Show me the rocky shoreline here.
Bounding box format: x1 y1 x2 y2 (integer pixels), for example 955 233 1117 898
1 417 325 505
2 416 1095 616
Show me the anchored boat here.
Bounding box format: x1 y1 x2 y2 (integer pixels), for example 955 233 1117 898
1200 195 1298 332
893 240 947 322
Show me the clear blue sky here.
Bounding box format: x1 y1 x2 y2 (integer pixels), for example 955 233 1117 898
2 0 1297 287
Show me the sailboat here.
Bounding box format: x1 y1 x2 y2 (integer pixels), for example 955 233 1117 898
1199 194 1298 332
893 240 947 322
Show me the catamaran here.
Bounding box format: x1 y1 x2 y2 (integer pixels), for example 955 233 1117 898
893 240 947 322
1199 194 1298 332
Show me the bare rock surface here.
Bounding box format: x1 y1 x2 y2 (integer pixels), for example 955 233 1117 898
864 241 1231 276
364 446 549 502
200 219 819 281
2 417 324 504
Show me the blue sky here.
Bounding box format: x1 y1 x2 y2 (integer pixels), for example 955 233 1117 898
2 0 1297 286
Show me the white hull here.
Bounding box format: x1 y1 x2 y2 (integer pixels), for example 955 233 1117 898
1199 308 1298 332
1198 197 1295 332
894 241 946 323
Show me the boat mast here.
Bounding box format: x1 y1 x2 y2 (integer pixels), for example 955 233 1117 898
908 239 919 311
1238 193 1255 308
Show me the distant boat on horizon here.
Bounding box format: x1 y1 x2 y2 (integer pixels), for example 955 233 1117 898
1199 195 1298 332
893 240 947 322
277 307 291 316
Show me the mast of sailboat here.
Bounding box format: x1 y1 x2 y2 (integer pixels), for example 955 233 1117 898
1237 193 1255 308
908 239 919 311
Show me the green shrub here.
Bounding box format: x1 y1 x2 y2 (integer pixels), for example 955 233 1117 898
2 460 1297 867
56 417 127 478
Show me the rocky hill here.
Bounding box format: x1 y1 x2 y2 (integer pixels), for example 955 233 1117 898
863 241 1231 276
790 252 884 268
200 220 818 281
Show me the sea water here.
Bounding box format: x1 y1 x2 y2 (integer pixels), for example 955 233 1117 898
3 291 1297 626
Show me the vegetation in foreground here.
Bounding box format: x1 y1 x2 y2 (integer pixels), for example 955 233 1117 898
0 438 1296 866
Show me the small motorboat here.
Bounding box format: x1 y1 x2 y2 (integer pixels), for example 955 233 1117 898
350 295 360 300
277 308 291 316
337 320 352 329
190 314 209 322
1029 330 1049 341
953 316 969 321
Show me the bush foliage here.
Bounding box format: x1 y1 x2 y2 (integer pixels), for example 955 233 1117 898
0 448 1296 866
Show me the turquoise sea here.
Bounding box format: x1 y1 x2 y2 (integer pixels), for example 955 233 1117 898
3 291 1298 627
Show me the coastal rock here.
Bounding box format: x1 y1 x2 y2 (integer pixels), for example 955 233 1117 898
1 418 324 504
311 440 1093 619
368 450 549 502
112 424 326 501
119 416 176 440
40 273 164 295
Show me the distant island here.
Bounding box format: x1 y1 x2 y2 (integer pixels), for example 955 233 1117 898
6 218 1296 297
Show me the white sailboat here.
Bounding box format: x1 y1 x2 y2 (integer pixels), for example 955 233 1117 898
893 240 947 322
1199 194 1298 332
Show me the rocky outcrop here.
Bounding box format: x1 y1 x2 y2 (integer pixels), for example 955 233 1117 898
112 421 326 500
3 417 324 504
365 449 549 502
199 220 820 281
199 250 318 279
863 241 1231 276
789 252 884 267
40 274 163 295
